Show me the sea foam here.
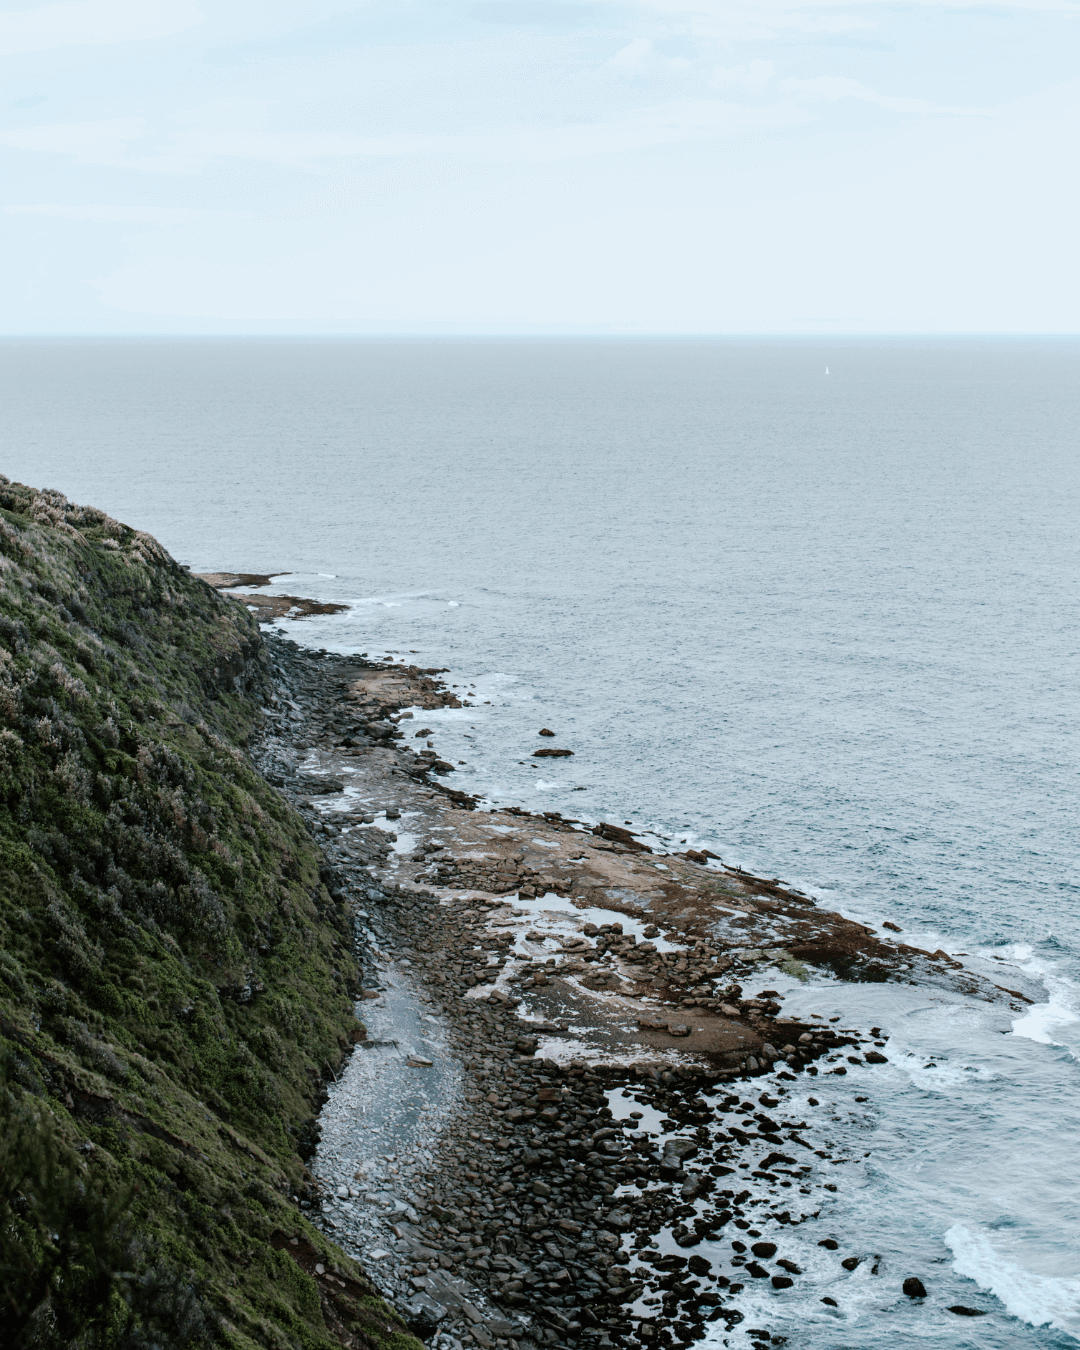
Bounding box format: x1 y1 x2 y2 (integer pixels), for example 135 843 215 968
945 1224 1080 1334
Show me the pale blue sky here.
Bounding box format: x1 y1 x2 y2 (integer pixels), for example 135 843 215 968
1 0 1077 332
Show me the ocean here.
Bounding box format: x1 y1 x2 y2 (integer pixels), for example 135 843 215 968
3 335 1078 1345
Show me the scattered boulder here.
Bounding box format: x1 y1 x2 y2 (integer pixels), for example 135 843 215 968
592 821 652 852
538 728 555 736
750 1242 777 1259
405 1294 445 1333
533 747 573 757
902 1277 927 1298
663 1139 699 1164
947 1306 987 1317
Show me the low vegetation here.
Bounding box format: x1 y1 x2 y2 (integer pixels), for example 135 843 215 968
0 478 418 1350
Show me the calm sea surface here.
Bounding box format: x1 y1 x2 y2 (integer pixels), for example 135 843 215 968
3 337 1079 1345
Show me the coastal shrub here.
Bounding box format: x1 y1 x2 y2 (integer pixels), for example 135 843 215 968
0 478 417 1350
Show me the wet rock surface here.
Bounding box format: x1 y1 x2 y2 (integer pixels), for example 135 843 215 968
251 632 1025 1350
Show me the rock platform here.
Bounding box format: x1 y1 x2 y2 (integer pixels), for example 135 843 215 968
251 632 1024 1350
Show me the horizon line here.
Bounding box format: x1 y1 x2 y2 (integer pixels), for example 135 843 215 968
1 331 1078 340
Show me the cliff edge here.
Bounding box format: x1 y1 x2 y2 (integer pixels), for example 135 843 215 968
0 478 420 1350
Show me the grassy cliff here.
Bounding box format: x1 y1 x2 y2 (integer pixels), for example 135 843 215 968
0 479 418 1350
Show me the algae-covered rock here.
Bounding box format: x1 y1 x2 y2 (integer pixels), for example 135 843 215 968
0 478 420 1350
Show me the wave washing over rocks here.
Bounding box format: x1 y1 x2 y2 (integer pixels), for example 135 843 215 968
249 630 1033 1350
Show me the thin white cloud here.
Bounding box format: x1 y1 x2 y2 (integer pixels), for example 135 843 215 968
0 101 811 170
0 119 151 164
629 0 1078 15
786 73 988 114
3 203 222 222
0 0 202 57
596 0 1078 48
712 59 777 94
0 70 992 175
606 35 693 74
608 37 653 68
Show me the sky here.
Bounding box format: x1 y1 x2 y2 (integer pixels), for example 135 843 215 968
1 0 1078 333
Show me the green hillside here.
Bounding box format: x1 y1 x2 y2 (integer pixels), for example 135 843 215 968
0 478 417 1350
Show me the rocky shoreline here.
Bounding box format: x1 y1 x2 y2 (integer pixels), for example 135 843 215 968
251 631 1029 1350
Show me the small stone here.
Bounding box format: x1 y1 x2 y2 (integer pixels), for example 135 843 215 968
538 728 556 736
865 1051 888 1063
771 1275 793 1289
903 1277 927 1298
841 1256 861 1271
668 1024 691 1037
532 1180 552 1198
818 1239 839 1250
750 1242 777 1258
947 1306 987 1317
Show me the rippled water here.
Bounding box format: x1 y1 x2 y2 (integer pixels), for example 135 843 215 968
3 336 1078 1344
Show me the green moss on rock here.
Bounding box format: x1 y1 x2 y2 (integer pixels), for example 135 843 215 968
0 478 420 1350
